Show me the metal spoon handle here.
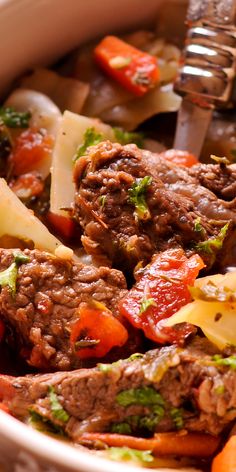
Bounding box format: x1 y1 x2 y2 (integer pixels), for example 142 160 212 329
174 0 236 157
187 0 236 26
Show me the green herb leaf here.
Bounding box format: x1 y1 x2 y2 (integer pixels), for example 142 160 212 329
113 127 144 148
14 251 30 265
0 107 31 128
126 353 144 362
195 223 229 258
194 217 203 233
139 410 164 431
74 127 104 162
28 409 66 436
48 386 69 423
0 252 30 296
107 447 153 464
128 176 152 221
170 408 184 430
0 262 18 295
139 297 156 315
111 422 132 434
212 354 236 370
99 195 107 209
116 386 165 408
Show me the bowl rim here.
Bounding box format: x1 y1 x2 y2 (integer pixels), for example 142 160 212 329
0 410 183 472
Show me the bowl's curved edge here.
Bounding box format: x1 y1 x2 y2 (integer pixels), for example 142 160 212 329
0 410 201 472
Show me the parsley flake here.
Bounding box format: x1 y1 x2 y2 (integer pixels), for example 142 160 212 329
194 217 203 233
74 127 104 162
139 297 156 315
48 386 69 423
99 195 107 209
111 422 132 434
113 127 144 148
0 251 30 296
195 223 229 260
116 386 165 408
107 447 153 464
212 354 236 370
128 176 152 220
170 408 184 430
0 107 31 128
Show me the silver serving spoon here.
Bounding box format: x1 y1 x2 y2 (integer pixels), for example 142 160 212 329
174 0 236 158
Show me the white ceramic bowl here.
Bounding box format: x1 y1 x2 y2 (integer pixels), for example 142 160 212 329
0 1 196 471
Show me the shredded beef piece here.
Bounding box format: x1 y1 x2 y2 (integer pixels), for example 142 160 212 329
0 248 129 371
0 338 235 439
74 141 236 273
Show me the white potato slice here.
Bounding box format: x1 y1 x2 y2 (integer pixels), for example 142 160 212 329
0 178 72 256
165 271 236 349
50 111 115 216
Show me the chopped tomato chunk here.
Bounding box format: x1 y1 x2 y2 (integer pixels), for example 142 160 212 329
9 173 44 200
94 36 159 96
119 248 204 344
46 211 76 240
8 128 54 176
70 301 128 359
159 149 198 167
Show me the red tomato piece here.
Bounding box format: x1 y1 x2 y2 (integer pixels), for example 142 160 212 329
8 128 54 176
159 149 198 168
70 301 128 359
119 248 204 344
94 36 159 96
46 211 76 240
9 173 44 199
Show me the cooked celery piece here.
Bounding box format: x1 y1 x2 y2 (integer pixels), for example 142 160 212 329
50 111 115 217
0 178 64 254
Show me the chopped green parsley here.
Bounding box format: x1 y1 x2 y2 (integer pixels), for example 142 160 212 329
116 386 165 408
0 107 31 128
139 297 156 315
113 127 144 148
107 447 153 464
0 251 30 296
170 408 184 430
128 176 152 220
212 354 236 370
74 127 104 162
195 223 229 259
48 386 70 423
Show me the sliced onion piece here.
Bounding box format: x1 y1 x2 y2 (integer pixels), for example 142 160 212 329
5 88 62 137
20 68 90 115
100 85 181 131
0 178 74 258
